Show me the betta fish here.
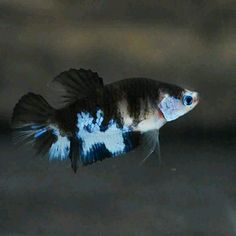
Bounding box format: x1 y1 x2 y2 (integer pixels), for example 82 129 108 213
12 68 199 172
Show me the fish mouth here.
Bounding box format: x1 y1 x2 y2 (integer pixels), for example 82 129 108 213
184 89 199 105
194 92 200 104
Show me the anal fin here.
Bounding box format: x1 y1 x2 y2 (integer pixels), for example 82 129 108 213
69 138 80 173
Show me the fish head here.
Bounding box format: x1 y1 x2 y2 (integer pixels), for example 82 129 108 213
158 86 199 122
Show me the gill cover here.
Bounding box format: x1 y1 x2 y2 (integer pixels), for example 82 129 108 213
158 96 184 121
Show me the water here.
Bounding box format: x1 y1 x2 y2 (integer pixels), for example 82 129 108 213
0 1 235 235
0 133 235 236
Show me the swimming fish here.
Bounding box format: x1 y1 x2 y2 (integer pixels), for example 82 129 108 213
11 68 199 172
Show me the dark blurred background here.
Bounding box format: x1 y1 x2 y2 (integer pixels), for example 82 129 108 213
0 1 235 235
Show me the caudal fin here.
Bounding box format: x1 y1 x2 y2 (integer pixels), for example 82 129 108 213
11 93 58 156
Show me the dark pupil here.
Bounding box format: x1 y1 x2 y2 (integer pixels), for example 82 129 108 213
185 96 192 105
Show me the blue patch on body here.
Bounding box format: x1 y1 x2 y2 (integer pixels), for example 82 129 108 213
34 127 47 138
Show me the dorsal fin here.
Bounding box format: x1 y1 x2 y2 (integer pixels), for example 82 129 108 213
52 68 104 104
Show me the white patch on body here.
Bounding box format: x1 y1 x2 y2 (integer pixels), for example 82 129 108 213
117 100 134 126
76 110 130 156
48 128 70 160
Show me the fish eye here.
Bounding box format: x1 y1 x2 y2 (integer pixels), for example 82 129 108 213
182 95 193 106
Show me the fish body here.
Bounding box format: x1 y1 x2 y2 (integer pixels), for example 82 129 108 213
12 69 199 172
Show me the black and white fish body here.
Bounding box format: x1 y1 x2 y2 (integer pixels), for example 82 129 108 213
12 69 199 172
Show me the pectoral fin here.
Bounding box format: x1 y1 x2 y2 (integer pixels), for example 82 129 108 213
140 129 161 164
